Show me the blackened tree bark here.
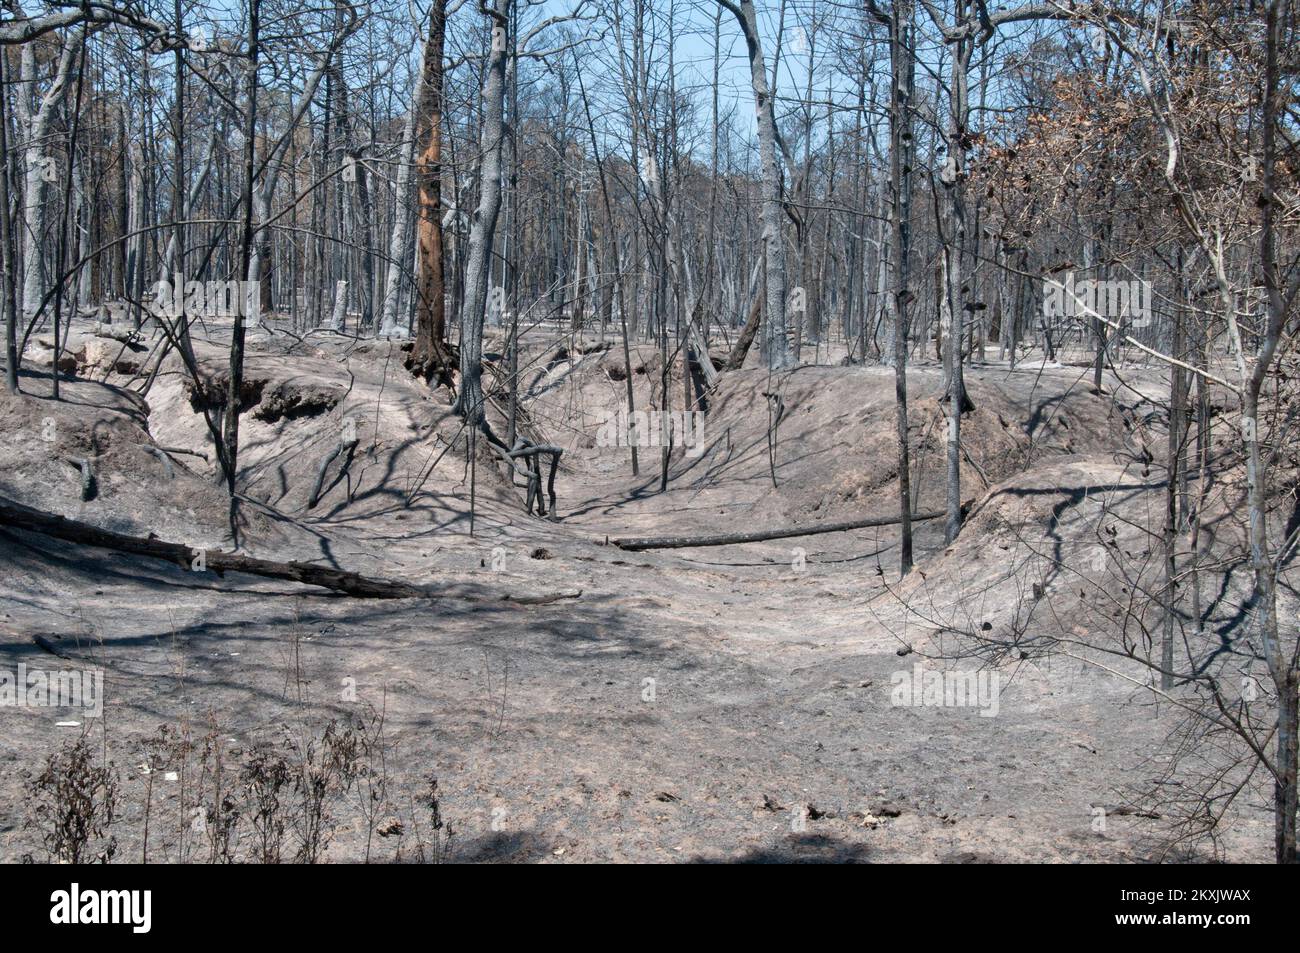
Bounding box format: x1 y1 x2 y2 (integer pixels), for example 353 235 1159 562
221 0 260 500
870 0 917 573
408 0 453 385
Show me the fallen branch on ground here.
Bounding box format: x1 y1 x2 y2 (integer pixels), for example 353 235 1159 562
502 589 582 605
609 510 945 551
31 632 73 659
0 496 423 599
0 497 588 605
159 445 208 462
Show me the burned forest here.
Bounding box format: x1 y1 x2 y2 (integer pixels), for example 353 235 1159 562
1 0 1299 881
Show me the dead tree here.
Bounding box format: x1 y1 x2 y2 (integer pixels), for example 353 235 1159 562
407 0 454 384
453 0 511 427
715 0 791 370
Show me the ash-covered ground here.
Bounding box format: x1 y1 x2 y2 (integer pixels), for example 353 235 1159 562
0 317 1277 862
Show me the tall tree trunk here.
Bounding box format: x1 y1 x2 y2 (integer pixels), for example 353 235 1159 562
888 0 915 573
453 0 510 427
1254 0 1296 862
0 50 19 392
719 0 790 369
379 53 422 338
939 8 974 544
17 28 82 324
408 0 452 384
222 0 260 499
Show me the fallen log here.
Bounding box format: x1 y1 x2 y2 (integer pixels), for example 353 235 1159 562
502 589 582 605
0 497 423 599
92 322 146 346
159 445 209 462
609 509 945 551
32 632 73 659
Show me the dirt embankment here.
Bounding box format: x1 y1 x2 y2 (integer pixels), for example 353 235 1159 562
0 376 234 548
527 344 1165 540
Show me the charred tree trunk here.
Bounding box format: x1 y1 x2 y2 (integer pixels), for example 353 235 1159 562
408 0 453 386
221 0 260 499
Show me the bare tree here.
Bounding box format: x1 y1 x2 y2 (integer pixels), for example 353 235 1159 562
716 0 790 370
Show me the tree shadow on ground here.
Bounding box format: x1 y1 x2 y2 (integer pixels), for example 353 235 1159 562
688 833 873 864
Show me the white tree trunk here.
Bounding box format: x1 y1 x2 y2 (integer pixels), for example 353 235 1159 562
454 0 510 426
378 40 429 339
243 38 353 325
721 0 790 369
329 279 348 331
17 28 82 321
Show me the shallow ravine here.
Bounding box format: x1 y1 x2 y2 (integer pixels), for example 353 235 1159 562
0 324 1268 862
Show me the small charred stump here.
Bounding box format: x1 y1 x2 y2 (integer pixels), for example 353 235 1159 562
66 457 96 501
